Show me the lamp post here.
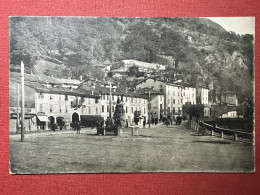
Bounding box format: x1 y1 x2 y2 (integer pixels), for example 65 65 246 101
143 87 153 129
20 61 25 141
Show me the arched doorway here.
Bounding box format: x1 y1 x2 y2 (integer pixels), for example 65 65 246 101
48 116 55 129
72 113 80 123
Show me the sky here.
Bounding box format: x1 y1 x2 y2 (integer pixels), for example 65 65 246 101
205 17 255 35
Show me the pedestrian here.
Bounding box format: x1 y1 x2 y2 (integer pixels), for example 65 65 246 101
170 118 173 125
96 120 100 135
125 119 128 128
76 121 81 134
143 119 146 128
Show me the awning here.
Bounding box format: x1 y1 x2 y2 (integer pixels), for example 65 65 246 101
80 115 102 126
37 115 49 122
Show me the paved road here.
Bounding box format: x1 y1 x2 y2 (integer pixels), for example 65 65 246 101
10 123 255 174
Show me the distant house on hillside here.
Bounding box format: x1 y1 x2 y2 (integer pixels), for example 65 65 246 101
122 60 166 72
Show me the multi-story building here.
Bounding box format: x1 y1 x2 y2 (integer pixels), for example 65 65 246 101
136 78 183 119
182 85 196 105
219 92 238 118
10 73 101 131
196 87 209 105
99 91 148 125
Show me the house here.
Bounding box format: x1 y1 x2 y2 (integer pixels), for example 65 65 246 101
10 72 101 132
136 78 183 119
219 92 238 118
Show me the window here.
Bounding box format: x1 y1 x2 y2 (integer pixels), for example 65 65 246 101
131 107 134 113
173 99 175 104
107 105 109 113
126 97 128 102
139 98 141 103
144 108 146 114
112 95 114 101
38 93 44 99
96 107 98 114
160 104 162 110
160 95 162 101
112 106 115 112
82 97 85 102
102 105 104 113
173 107 175 113
126 106 128 113
95 98 99 104
39 104 43 112
65 95 68 101
107 95 109 100
173 91 175 96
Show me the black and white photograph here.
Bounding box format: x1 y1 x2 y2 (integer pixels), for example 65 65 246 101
9 17 255 174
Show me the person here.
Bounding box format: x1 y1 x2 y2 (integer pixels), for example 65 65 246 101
96 120 101 135
143 119 146 129
125 119 128 128
76 121 81 134
155 118 158 125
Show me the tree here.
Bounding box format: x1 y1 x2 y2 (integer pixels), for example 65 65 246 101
160 28 190 69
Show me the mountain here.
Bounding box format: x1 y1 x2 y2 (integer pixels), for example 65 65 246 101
9 17 254 103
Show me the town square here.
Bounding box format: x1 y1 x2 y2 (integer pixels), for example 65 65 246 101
9 17 255 173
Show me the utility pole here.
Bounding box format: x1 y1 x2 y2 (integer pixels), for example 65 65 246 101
109 82 112 119
148 90 151 129
16 83 20 133
20 61 25 141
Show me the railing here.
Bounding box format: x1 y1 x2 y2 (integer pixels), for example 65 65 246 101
190 117 254 143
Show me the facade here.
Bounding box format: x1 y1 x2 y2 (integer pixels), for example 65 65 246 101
182 86 196 105
100 92 148 125
136 78 183 118
10 73 101 131
196 87 209 105
122 59 166 72
220 92 238 118
35 88 101 128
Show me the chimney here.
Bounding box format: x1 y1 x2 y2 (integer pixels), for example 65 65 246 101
125 88 128 94
79 75 83 81
91 90 94 95
70 87 73 91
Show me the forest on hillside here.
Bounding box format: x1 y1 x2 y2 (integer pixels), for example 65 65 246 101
9 17 254 104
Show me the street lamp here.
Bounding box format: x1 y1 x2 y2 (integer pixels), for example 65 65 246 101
143 87 153 129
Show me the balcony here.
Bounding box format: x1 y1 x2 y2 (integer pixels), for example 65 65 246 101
71 100 82 108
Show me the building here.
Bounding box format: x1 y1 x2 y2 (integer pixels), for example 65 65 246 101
182 85 196 105
122 59 166 72
10 72 101 132
99 90 148 125
196 87 209 105
219 92 238 118
136 78 183 119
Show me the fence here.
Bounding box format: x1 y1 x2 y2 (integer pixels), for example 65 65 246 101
190 117 254 144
